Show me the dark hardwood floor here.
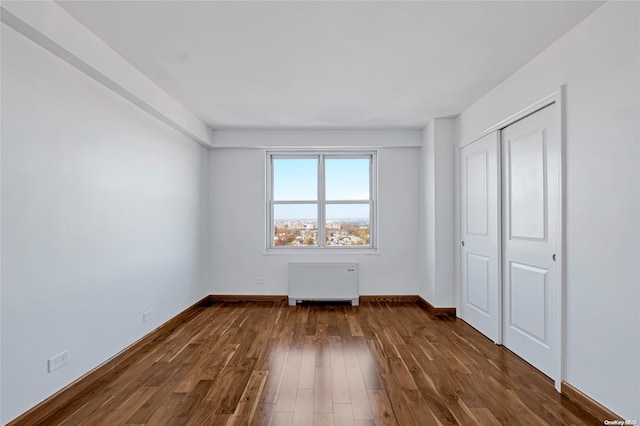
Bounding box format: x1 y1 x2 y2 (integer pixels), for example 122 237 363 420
32 301 598 425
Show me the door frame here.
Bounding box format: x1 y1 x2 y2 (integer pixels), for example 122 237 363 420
455 86 565 391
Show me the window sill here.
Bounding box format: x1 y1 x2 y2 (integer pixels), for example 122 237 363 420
263 248 380 256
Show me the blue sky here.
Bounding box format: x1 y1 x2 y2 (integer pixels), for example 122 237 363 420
274 158 370 220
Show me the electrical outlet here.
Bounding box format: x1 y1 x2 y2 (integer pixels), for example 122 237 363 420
48 351 68 373
143 309 152 323
255 277 265 285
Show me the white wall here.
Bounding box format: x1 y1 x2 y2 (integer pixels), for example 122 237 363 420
454 2 639 419
1 23 209 424
1 1 214 147
208 130 421 297
419 119 455 307
419 125 434 303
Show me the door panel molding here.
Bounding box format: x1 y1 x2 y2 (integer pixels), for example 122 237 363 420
507 127 548 241
508 261 549 346
466 253 491 315
465 150 489 236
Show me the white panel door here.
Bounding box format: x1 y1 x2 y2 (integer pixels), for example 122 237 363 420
460 132 500 342
502 104 559 379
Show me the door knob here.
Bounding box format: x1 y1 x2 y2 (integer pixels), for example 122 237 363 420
462 241 465 247
552 253 556 262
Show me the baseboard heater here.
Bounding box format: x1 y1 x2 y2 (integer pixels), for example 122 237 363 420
288 262 359 306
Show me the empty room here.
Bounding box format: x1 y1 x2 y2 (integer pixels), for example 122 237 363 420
1 1 638 425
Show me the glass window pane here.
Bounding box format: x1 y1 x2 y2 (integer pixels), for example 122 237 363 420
274 204 318 246
325 158 370 201
325 204 370 246
273 159 318 201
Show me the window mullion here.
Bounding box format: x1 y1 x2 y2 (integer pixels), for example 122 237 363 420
268 156 274 249
269 200 274 248
370 154 376 248
318 154 325 248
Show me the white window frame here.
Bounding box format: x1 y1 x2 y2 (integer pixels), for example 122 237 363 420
266 150 378 251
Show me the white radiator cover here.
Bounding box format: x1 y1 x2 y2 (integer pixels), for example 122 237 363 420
288 263 359 306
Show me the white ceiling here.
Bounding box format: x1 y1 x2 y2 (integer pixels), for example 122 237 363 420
58 1 602 130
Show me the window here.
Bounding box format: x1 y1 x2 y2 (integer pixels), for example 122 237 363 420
267 152 376 250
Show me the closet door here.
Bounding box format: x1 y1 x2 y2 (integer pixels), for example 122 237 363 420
460 132 500 342
502 104 559 379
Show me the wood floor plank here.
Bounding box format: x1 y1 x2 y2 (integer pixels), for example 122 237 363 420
379 374 418 426
470 408 502 425
345 366 373 420
276 359 301 412
312 413 334 426
251 403 275 426
355 340 383 391
305 307 318 337
333 403 355 426
292 389 314 426
169 379 215 426
342 338 360 367
96 386 157 425
367 390 398 426
315 337 331 367
143 392 186 426
125 362 198 424
208 414 232 425
18 301 604 426
366 339 390 374
228 370 268 425
387 357 419 391
259 349 287 404
298 340 317 389
287 345 303 364
314 366 333 414
402 389 440 426
55 389 115 425
331 364 350 404
346 312 364 337
330 338 350 404
272 411 294 426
